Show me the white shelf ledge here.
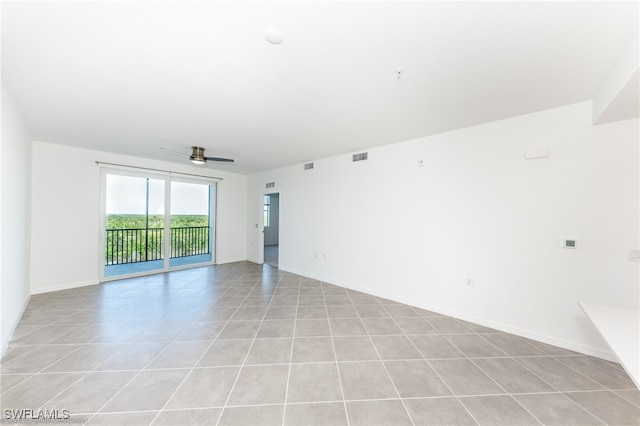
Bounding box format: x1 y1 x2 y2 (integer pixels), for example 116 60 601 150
579 302 639 389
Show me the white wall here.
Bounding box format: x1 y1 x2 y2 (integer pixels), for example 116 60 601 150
30 142 247 294
1 83 32 353
247 101 639 359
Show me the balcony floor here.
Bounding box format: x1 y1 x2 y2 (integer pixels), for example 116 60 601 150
105 254 212 277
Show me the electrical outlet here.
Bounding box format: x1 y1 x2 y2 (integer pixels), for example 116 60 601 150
466 278 474 287
629 249 640 262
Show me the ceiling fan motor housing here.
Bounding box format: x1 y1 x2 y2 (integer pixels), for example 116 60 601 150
190 146 206 164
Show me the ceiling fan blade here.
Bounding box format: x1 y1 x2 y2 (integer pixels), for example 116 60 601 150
205 157 235 163
160 147 187 157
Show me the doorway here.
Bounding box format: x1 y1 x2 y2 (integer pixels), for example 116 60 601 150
100 167 217 279
263 193 279 267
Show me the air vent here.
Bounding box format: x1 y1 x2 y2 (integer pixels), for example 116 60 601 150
352 152 368 162
266 182 275 189
303 162 314 170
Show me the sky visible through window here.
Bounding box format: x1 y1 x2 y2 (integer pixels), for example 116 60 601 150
106 175 209 215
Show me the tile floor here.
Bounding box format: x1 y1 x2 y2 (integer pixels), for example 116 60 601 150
1 261 638 425
264 245 279 268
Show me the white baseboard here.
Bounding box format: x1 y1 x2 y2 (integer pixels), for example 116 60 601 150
278 266 615 362
1 293 30 357
31 279 99 295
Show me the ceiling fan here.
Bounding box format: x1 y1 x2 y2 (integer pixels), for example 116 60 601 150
161 146 235 165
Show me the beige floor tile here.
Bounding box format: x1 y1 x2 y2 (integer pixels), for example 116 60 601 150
0 372 84 411
345 400 412 426
226 365 289 406
287 363 343 403
218 404 284 426
515 357 604 392
384 360 452 398
196 339 252 367
333 336 379 361
404 397 477 425
473 357 555 393
165 366 239 409
291 337 336 363
514 393 603 425
460 395 541 425
44 371 136 414
565 390 640 425
430 359 504 396
152 408 221 425
338 361 398 400
100 369 188 412
245 338 292 365
284 402 348 426
3 262 637 426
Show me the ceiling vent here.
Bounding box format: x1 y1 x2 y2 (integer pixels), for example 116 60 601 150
352 152 368 162
303 162 314 170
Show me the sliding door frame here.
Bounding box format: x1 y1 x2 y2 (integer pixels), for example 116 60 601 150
98 166 218 282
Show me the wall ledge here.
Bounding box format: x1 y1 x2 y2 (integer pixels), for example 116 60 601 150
579 302 639 389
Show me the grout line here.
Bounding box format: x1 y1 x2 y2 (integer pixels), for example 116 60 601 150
378 304 482 426
213 267 287 426
558 390 624 425
350 294 416 426
552 354 631 390
322 281 350 426
5 262 638 426
280 273 301 426
92 266 254 425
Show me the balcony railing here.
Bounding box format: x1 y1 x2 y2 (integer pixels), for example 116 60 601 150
170 226 210 259
105 226 209 265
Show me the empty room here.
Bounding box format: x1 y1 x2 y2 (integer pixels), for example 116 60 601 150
1 1 639 425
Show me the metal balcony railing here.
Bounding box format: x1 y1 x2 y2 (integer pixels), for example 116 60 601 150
105 226 209 265
170 226 210 259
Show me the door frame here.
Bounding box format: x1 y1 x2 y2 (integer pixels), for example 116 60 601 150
260 191 280 266
98 166 218 281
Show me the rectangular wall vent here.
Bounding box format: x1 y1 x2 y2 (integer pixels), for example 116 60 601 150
352 152 368 162
303 162 314 170
266 182 275 189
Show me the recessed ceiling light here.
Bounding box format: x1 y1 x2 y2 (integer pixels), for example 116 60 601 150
264 28 283 45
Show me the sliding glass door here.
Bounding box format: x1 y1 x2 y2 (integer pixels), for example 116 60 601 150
169 179 215 268
100 168 217 280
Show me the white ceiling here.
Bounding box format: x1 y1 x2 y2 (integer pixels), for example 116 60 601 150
3 1 638 174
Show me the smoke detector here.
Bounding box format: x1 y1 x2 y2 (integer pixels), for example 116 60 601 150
265 28 283 45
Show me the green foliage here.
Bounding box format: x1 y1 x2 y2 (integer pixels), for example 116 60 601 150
105 215 210 265
106 215 208 229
